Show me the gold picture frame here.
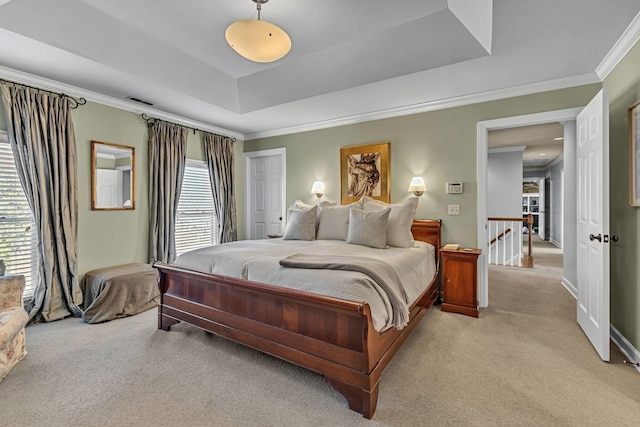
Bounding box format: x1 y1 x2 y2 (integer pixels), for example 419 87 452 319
630 100 640 206
340 142 390 204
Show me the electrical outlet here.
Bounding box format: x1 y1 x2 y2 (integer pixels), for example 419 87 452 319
448 205 460 215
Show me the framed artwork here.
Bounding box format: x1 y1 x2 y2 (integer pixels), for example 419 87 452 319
630 100 640 206
340 142 390 204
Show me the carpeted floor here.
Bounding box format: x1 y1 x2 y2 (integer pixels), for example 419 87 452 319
1 242 639 426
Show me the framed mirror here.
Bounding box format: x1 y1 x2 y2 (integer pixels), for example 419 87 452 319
91 141 135 210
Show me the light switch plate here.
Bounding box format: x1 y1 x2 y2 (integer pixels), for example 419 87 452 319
448 205 460 215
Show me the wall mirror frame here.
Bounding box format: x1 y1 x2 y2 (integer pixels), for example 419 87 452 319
91 140 135 210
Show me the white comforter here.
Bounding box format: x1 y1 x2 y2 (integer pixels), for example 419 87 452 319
174 239 436 331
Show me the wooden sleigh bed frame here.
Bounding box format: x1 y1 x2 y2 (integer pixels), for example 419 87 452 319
154 219 441 419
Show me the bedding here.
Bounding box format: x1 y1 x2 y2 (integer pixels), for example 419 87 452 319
174 238 436 331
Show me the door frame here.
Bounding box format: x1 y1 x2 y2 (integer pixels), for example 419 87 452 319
243 148 286 240
477 107 582 307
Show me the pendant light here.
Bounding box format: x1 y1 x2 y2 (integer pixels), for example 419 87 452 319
225 0 291 63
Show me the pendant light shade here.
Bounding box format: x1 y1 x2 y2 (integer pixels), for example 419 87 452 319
225 0 291 63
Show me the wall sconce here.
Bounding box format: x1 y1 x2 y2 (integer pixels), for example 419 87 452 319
408 176 426 196
311 181 325 198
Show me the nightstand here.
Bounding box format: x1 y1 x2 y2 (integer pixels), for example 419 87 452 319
440 247 481 318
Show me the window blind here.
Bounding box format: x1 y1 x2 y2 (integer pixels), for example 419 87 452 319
0 135 39 298
175 161 219 257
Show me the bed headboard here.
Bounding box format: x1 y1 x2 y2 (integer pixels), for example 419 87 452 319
411 219 442 270
411 219 441 249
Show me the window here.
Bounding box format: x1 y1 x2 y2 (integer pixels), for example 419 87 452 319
175 160 219 257
0 132 39 299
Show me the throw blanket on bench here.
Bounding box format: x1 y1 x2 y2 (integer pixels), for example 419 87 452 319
280 254 410 329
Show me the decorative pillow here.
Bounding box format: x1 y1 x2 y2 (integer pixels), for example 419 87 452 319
283 206 317 241
346 207 391 249
317 199 364 240
316 205 350 240
362 197 418 247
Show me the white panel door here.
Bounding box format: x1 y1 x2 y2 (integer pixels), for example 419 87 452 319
96 169 122 207
248 153 284 239
576 89 610 361
251 157 268 239
538 178 546 240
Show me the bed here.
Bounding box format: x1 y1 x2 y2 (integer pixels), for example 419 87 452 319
153 218 441 419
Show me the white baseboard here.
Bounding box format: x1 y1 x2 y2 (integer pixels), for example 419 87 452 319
611 326 640 374
562 280 639 373
561 277 577 298
550 238 562 248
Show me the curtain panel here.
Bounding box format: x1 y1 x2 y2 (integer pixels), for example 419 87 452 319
203 133 237 243
0 84 82 322
148 121 188 263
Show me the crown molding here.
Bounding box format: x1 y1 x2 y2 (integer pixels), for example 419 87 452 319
596 11 640 80
244 73 600 140
0 65 244 140
547 154 564 169
0 64 601 143
488 146 527 154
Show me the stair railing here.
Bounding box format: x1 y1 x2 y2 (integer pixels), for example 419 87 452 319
487 215 534 268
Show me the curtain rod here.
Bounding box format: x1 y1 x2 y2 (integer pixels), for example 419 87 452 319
141 113 236 142
0 78 87 109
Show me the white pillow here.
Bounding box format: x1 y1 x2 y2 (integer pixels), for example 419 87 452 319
291 200 313 210
290 200 330 234
317 199 364 240
346 207 391 249
362 197 418 247
283 206 317 241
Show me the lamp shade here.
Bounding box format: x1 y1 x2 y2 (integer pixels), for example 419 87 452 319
311 181 324 197
225 19 291 63
408 177 426 196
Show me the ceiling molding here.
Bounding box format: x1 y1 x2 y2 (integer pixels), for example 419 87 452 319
488 146 527 154
596 11 640 80
547 154 564 169
0 65 244 141
244 73 600 140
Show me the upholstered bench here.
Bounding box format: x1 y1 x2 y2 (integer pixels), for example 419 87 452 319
0 274 28 382
81 263 160 324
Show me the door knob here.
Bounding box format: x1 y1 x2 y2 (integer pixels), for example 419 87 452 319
611 235 619 242
589 233 602 242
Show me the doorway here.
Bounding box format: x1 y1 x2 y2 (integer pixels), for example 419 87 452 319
477 107 582 307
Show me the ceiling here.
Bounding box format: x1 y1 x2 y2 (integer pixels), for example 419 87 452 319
0 0 638 140
488 123 564 170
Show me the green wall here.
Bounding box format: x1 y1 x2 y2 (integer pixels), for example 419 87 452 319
246 84 601 247
603 40 640 350
0 99 244 278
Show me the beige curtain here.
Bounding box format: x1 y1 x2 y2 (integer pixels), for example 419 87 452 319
148 121 188 263
0 84 82 322
203 133 237 243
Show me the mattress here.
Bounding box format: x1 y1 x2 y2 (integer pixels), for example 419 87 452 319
174 239 436 331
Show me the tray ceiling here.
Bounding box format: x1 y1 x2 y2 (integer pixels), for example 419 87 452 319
0 0 638 138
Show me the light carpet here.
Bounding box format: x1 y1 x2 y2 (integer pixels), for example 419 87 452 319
1 242 639 426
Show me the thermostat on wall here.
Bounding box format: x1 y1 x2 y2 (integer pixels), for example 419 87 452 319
447 182 463 194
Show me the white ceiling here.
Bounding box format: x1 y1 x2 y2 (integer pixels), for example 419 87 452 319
489 123 564 169
0 0 638 139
